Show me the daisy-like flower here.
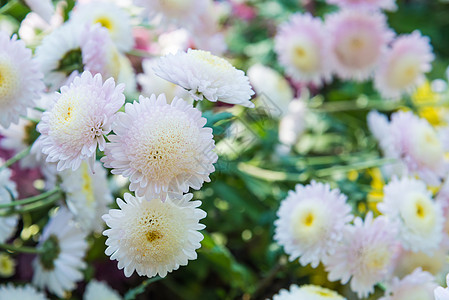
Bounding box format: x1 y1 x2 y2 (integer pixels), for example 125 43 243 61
70 1 134 52
379 177 444 253
325 212 398 298
274 181 352 268
274 13 331 86
0 284 48 300
272 284 346 300
134 0 208 30
137 58 191 102
33 207 88 298
247 63 293 118
24 0 55 23
435 273 449 300
84 280 121 300
0 166 19 243
37 71 125 172
153 49 255 108
61 161 113 233
326 10 394 81
375 31 434 99
0 32 44 128
103 193 206 278
326 0 396 11
101 94 217 197
380 268 437 300
367 110 446 185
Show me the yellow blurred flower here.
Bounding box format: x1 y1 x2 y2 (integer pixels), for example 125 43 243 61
411 80 447 126
0 253 15 278
367 168 384 214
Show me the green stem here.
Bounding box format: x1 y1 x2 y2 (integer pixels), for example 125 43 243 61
314 158 397 177
0 188 61 209
124 277 162 300
237 162 308 182
0 243 42 254
33 107 46 112
0 0 19 14
0 194 61 216
0 146 32 170
20 115 40 123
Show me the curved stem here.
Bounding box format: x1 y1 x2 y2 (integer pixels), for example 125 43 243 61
0 243 42 254
0 188 61 209
124 277 162 300
0 146 32 170
0 0 19 15
0 194 61 216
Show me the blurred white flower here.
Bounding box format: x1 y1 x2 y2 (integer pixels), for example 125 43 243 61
380 268 436 300
0 284 48 300
272 284 346 300
0 166 18 243
84 280 121 300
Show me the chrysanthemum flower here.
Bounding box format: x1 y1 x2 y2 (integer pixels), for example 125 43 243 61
326 0 396 11
272 284 346 300
0 167 18 243
367 110 446 185
274 181 353 268
380 268 436 300
379 177 444 253
37 71 125 172
101 94 217 197
393 246 449 279
33 208 88 298
103 193 206 278
435 273 449 300
0 32 44 128
325 212 398 298
326 10 393 81
134 0 208 30
153 49 255 107
69 1 134 52
0 284 48 300
84 280 121 300
375 31 434 99
24 0 55 23
61 161 113 233
274 13 332 86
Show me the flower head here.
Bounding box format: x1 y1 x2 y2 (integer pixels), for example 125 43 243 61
274 13 332 86
378 177 444 253
325 213 398 298
103 193 206 278
375 31 434 99
274 181 353 268
272 284 346 300
84 280 121 300
153 49 255 107
0 284 48 300
38 71 125 171
0 32 44 128
326 10 393 81
33 208 88 297
380 268 437 300
102 94 217 197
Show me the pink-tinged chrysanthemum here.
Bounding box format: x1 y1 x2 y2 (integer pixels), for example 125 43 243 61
272 284 346 300
325 212 399 298
274 181 353 268
326 10 394 81
0 32 44 128
379 177 444 253
435 273 449 300
326 0 396 11
37 71 125 171
274 13 331 86
80 24 110 78
103 193 206 278
380 268 437 300
101 94 217 197
375 31 434 99
153 49 255 108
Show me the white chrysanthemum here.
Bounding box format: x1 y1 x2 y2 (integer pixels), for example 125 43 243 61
37 71 125 172
274 13 332 86
0 284 48 300
153 49 255 107
70 1 134 52
103 193 206 278
326 10 394 81
380 268 437 300
34 23 83 90
137 58 191 102
272 284 346 300
378 177 444 253
248 63 293 118
274 181 352 268
134 0 208 30
102 94 217 197
435 273 449 300
24 0 55 23
33 207 88 298
375 31 434 99
325 213 398 298
84 280 121 300
0 32 44 128
60 161 113 233
0 167 19 243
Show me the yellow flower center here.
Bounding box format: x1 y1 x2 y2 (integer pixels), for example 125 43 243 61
400 192 437 234
291 41 319 73
300 285 345 299
363 246 390 271
81 163 95 205
389 54 421 88
94 16 114 31
0 58 19 104
291 201 326 245
189 49 233 71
